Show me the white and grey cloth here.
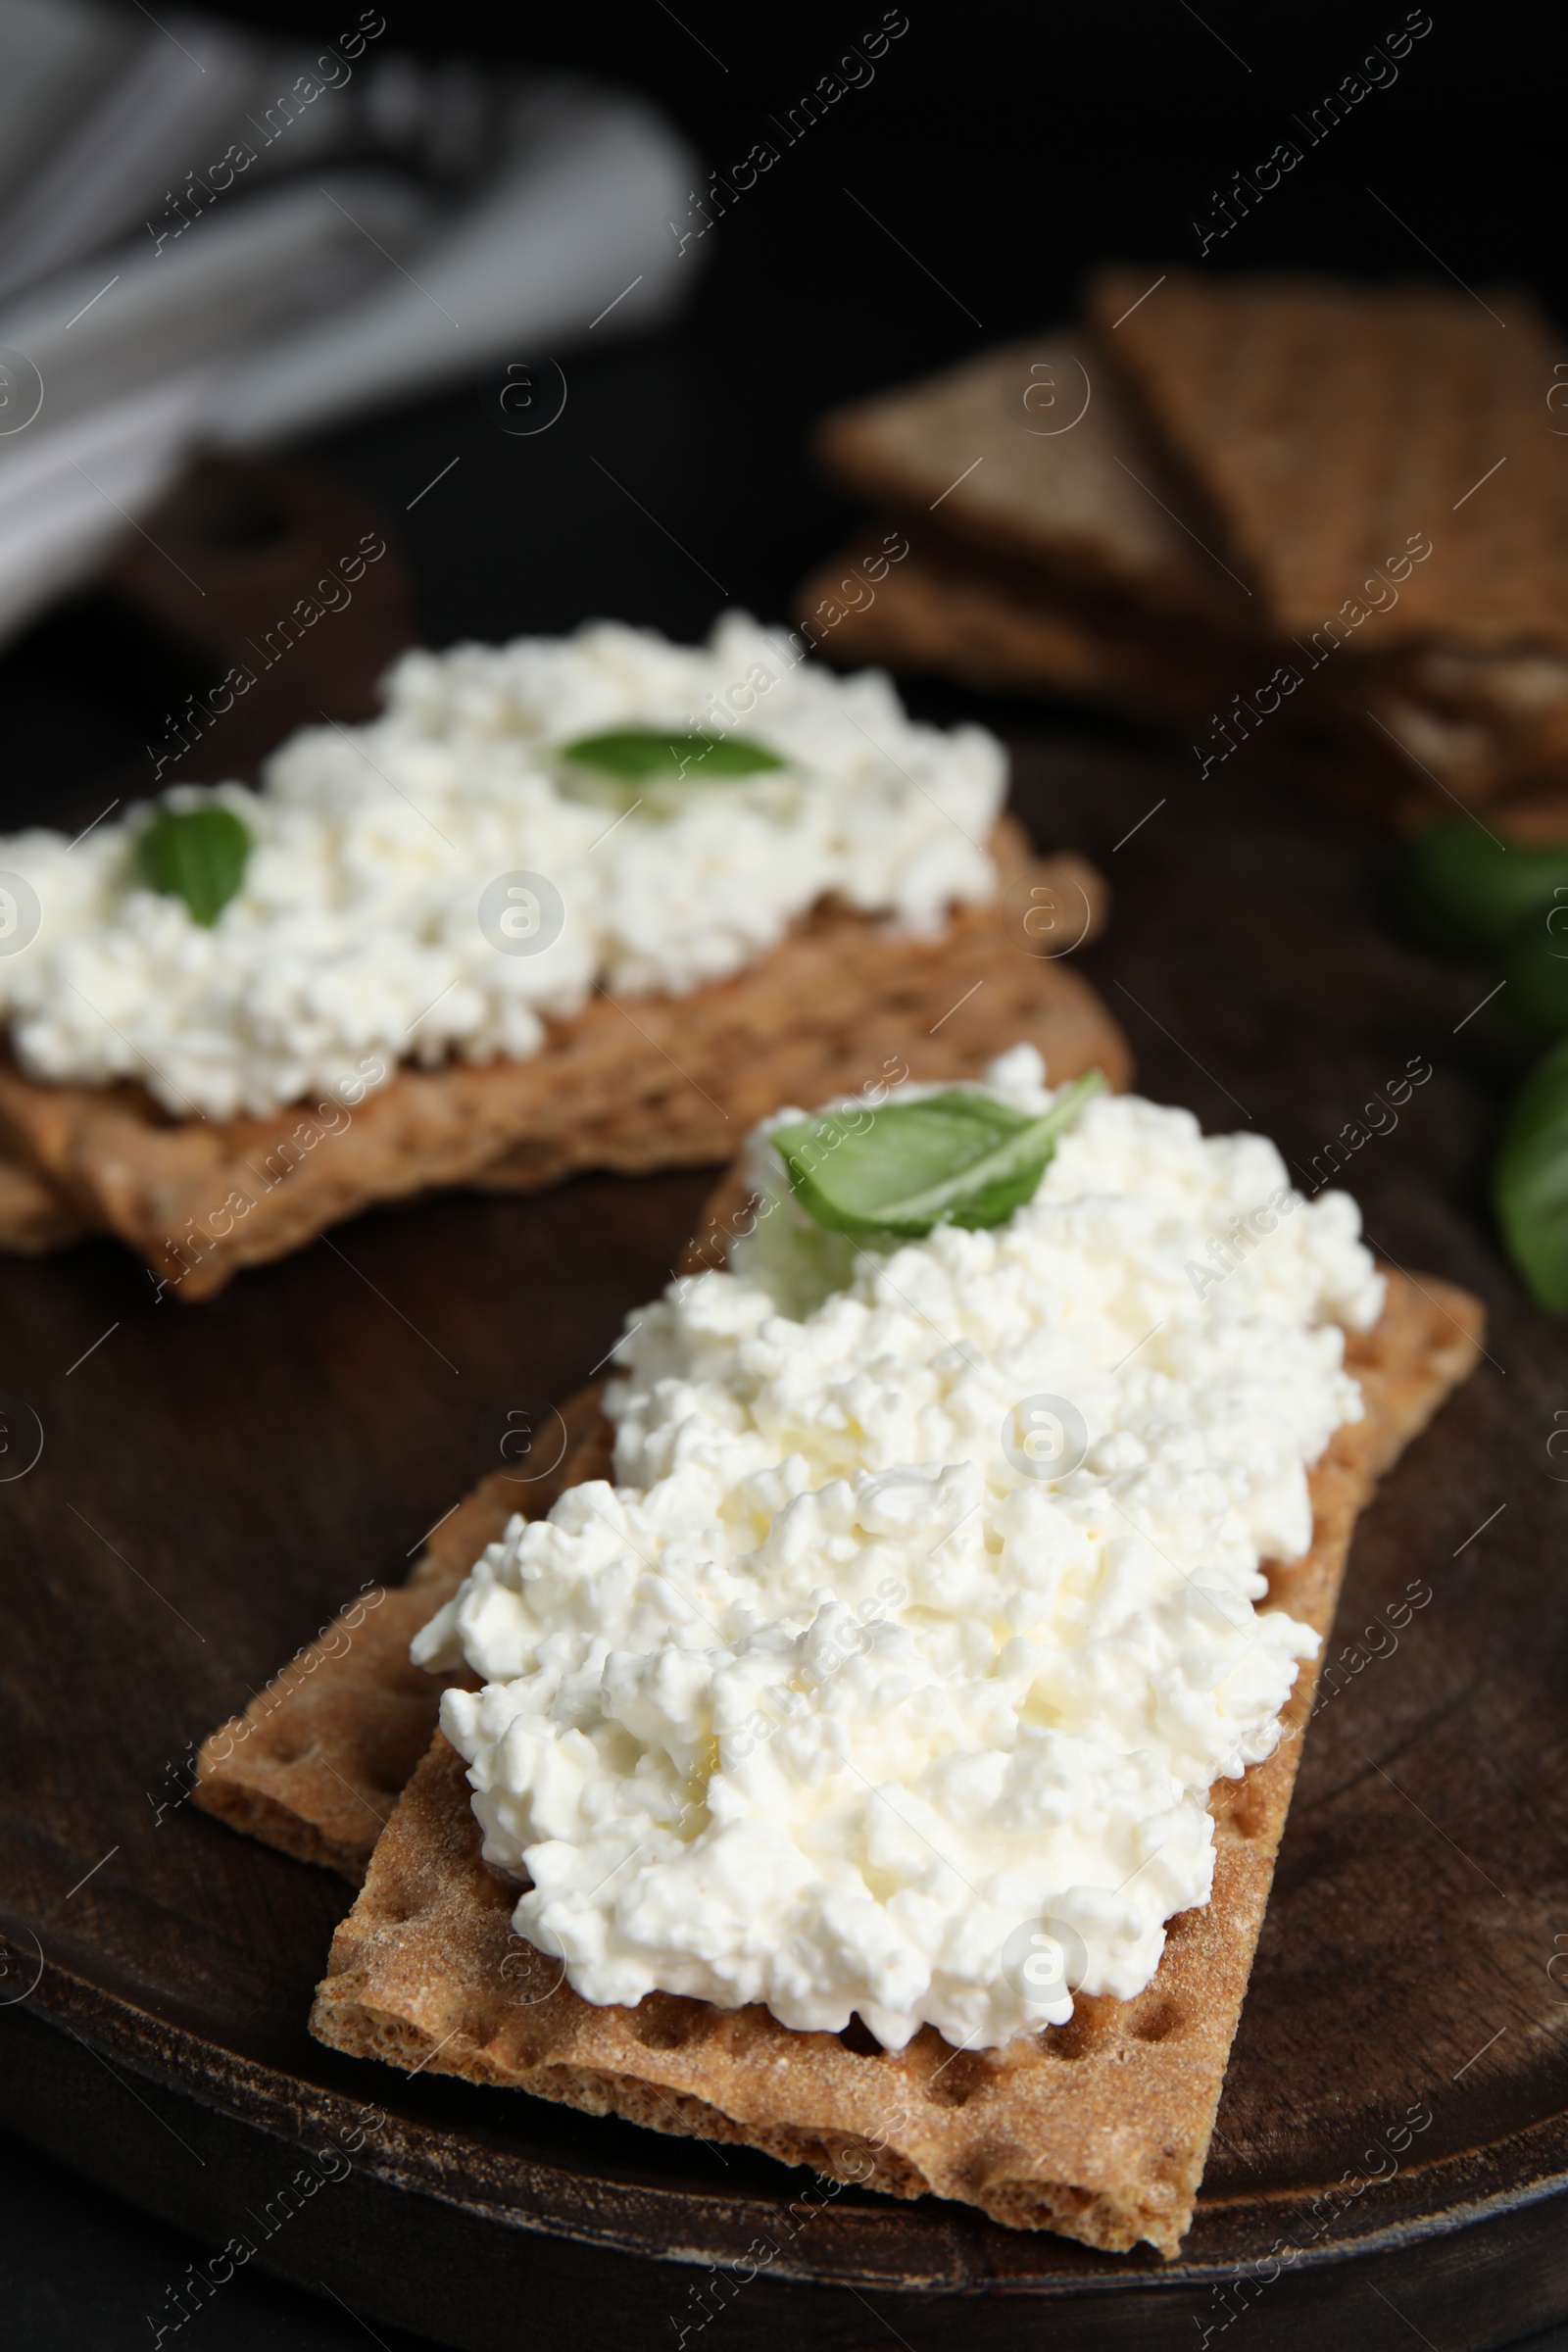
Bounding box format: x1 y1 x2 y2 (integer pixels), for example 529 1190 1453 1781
0 0 703 643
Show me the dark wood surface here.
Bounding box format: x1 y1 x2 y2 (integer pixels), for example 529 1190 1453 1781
3 696 1568 2347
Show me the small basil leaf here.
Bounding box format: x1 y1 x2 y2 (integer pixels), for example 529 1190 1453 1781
772 1071 1104 1240
1392 820 1568 959
561 729 786 782
137 806 252 926
1494 1039 1568 1308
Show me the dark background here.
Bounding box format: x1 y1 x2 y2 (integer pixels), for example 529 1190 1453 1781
8 0 1567 830
6 0 1568 2344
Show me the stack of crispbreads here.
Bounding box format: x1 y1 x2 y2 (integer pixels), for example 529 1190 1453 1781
803 268 1568 835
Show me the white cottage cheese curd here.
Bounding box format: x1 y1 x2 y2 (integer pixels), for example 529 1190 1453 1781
0 616 1002 1118
416 1049 1383 2051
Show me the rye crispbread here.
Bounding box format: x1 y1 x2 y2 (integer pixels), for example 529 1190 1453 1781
815 335 1250 633
304 1267 1483 2254
0 823 1126 1297
798 529 1245 721
1090 268 1568 657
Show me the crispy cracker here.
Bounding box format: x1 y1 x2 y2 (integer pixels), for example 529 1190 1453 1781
307 1270 1483 2254
815 336 1248 634
1091 268 1568 656
0 824 1125 1297
799 528 1247 721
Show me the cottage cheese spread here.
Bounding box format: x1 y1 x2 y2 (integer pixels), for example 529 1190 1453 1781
416 1050 1383 2051
0 617 1002 1119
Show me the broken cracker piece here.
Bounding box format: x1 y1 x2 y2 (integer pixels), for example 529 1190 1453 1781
815 333 1250 635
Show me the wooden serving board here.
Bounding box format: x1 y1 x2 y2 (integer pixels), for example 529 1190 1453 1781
2 690 1567 2342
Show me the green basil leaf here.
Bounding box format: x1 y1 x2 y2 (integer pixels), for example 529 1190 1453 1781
1392 820 1568 959
772 1071 1104 1239
1494 1038 1568 1308
561 729 786 782
136 805 252 926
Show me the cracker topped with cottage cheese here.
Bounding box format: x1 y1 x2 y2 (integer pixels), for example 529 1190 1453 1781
415 1047 1384 2053
0 616 1002 1120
